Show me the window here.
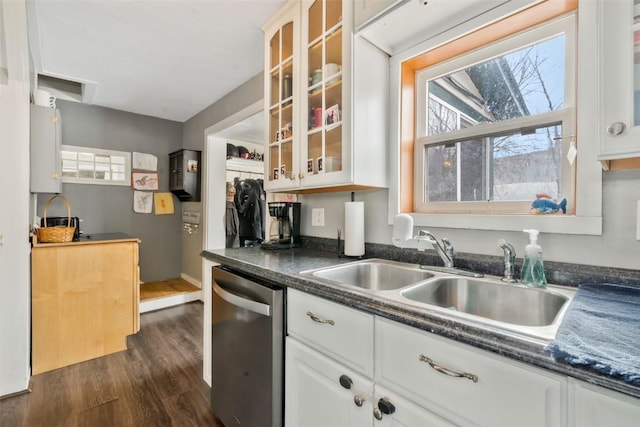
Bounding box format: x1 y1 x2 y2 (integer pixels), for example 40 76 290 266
61 145 131 186
389 0 602 235
414 15 575 214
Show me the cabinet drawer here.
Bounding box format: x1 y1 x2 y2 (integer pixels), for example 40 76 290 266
287 289 374 376
375 317 566 427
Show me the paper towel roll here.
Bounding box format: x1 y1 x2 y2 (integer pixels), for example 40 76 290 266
344 201 365 256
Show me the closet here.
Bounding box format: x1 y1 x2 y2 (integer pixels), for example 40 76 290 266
225 155 265 248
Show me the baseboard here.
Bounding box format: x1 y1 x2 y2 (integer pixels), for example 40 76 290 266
140 289 203 313
180 272 202 289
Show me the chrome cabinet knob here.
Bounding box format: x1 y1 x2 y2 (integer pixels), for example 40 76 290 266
607 122 626 136
339 375 366 407
373 407 383 420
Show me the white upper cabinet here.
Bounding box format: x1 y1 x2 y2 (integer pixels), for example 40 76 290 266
263 0 388 193
30 104 62 193
598 0 640 160
263 2 300 192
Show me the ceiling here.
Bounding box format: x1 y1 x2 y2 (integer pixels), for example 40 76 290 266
26 0 285 123
213 110 264 144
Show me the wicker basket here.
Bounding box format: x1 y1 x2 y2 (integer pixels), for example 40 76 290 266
37 195 76 243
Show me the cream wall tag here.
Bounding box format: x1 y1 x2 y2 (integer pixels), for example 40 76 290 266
567 137 577 166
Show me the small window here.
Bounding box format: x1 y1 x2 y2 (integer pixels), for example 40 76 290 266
61 145 131 186
414 15 575 214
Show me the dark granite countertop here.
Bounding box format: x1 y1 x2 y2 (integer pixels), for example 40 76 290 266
201 246 640 399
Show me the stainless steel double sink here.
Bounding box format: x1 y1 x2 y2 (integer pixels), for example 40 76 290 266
300 258 576 342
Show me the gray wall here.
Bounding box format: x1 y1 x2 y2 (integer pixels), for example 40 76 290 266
296 168 640 271
181 73 263 282
183 72 640 281
36 100 183 283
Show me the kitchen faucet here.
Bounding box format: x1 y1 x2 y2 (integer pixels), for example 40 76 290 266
418 230 454 268
391 214 483 277
497 239 517 283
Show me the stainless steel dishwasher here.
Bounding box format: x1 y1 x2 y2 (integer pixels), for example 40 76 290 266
211 266 284 427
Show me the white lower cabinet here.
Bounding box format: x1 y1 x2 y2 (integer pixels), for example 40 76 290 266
570 379 640 427
286 337 374 427
286 290 639 427
372 385 455 427
375 317 567 427
285 338 457 427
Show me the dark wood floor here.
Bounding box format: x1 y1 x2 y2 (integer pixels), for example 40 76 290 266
0 302 224 427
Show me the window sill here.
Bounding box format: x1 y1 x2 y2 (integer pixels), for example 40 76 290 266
409 212 602 236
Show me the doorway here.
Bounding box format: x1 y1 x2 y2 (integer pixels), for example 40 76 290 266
200 100 263 386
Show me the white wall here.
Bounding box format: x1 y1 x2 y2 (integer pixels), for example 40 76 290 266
0 0 32 396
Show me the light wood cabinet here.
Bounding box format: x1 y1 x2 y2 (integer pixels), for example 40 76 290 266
31 237 140 374
30 104 62 193
263 0 388 193
597 0 640 160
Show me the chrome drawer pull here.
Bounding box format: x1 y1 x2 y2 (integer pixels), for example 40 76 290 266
419 354 478 383
306 311 335 325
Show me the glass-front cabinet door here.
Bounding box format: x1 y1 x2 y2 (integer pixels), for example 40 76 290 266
264 6 299 191
301 0 351 187
263 0 387 193
598 0 640 160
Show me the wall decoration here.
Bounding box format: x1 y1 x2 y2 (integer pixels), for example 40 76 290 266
325 104 340 125
132 172 159 191
154 192 174 215
133 190 153 213
132 152 158 171
187 159 198 173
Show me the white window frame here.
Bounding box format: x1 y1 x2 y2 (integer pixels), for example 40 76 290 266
414 16 576 215
61 145 132 186
387 0 603 236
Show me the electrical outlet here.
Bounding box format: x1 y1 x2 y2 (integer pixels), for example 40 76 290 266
312 208 325 227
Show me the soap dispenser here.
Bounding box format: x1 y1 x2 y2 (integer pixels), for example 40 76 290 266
521 229 547 288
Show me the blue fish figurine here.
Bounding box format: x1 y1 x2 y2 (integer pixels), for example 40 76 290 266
531 197 567 214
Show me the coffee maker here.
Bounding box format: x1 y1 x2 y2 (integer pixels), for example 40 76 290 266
261 202 301 249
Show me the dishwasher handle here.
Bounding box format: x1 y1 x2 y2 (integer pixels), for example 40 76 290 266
213 280 271 317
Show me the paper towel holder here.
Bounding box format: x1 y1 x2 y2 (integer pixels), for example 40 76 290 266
340 192 366 258
337 228 364 259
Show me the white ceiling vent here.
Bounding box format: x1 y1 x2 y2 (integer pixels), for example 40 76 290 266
37 74 97 105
